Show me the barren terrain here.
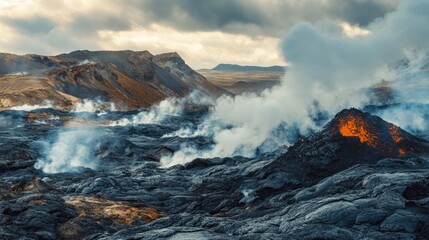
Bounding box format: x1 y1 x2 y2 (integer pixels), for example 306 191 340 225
199 70 284 95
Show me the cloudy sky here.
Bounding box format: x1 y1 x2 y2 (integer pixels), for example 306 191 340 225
0 0 400 69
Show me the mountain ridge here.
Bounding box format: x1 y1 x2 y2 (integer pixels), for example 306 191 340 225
210 63 286 72
0 50 227 110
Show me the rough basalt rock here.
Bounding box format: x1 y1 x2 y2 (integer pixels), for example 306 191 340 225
0 108 429 239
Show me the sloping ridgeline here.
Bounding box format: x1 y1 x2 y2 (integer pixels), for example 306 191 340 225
0 50 227 110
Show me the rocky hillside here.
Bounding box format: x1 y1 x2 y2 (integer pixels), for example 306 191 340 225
0 51 226 110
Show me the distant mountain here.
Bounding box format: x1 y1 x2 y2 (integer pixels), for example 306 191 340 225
211 63 286 72
0 50 227 110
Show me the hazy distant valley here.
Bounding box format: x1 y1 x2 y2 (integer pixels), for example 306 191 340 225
199 64 284 95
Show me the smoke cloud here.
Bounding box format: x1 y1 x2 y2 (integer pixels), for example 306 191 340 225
73 99 117 113
35 98 117 174
110 91 214 126
35 126 105 173
109 98 183 126
161 0 429 167
34 91 214 173
374 105 429 133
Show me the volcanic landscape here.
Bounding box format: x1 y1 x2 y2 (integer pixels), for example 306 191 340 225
0 49 428 240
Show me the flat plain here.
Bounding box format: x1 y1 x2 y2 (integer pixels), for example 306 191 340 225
198 70 284 95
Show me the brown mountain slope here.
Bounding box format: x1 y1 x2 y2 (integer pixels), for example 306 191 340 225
59 50 227 98
0 50 226 110
47 62 165 109
153 53 227 97
0 76 80 110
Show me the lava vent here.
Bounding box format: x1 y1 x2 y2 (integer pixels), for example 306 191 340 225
333 108 428 157
272 108 429 181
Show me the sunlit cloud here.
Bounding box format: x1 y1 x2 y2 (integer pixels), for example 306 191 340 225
340 22 371 38
99 24 282 69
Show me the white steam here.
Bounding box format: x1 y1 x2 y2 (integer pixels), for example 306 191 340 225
389 53 429 105
35 91 214 173
11 101 53 111
73 99 117 113
76 59 92 66
109 98 183 126
375 105 428 133
36 98 118 173
373 53 429 132
5 71 29 76
110 91 214 126
35 127 103 173
161 0 429 167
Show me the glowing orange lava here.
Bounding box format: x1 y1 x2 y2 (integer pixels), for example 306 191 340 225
388 125 403 143
338 115 378 147
399 148 406 155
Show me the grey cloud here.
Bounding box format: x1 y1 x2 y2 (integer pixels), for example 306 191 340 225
0 0 402 66
139 0 267 31
328 0 392 26
130 0 400 37
1 0 400 39
1 26 100 55
68 13 132 35
2 16 55 34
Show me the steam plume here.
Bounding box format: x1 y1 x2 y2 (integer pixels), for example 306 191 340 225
35 99 116 173
109 98 183 126
161 0 429 167
11 101 53 111
110 91 214 126
35 126 104 173
73 99 116 113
